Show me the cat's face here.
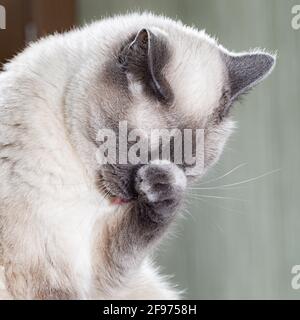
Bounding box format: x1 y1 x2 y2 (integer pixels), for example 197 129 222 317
74 18 275 201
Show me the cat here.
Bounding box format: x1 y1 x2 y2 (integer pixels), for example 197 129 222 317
0 12 275 299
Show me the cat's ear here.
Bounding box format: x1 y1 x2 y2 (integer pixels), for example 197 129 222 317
224 52 276 102
119 28 173 104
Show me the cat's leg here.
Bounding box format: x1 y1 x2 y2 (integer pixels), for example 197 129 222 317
121 261 181 300
95 260 181 300
0 266 13 300
94 161 186 298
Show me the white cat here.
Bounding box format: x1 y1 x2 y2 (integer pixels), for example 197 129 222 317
0 13 275 299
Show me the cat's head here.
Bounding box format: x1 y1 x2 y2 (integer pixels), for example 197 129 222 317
68 14 275 201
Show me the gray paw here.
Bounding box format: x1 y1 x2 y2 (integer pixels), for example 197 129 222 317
135 160 186 214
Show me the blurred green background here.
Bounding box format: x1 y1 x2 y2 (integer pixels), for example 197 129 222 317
77 0 300 299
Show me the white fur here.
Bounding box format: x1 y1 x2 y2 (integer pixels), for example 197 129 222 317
0 12 232 299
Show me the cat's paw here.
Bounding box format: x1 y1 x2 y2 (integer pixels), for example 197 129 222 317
135 160 187 217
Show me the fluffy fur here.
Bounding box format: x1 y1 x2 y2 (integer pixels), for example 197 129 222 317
0 13 275 299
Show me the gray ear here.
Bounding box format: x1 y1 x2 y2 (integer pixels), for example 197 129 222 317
119 28 173 104
224 52 276 101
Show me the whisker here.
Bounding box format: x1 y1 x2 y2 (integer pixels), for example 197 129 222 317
187 193 246 202
191 196 245 215
197 163 247 186
188 168 280 190
182 207 196 222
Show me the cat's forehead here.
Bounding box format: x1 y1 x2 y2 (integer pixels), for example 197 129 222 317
165 29 226 122
119 26 227 131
